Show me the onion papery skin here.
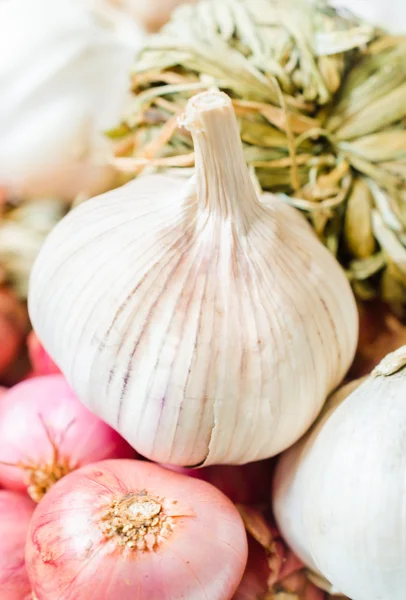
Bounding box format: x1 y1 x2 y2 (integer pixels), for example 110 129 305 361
26 459 248 600
233 537 324 600
0 490 34 600
233 536 270 600
0 375 134 499
233 514 324 600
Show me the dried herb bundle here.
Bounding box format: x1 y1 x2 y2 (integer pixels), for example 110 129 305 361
109 0 406 315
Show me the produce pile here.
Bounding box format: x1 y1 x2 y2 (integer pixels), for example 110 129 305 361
1 1 406 600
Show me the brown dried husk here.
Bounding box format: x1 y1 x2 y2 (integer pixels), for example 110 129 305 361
109 0 406 316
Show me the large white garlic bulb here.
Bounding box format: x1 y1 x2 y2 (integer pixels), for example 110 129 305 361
273 347 406 600
29 90 358 466
0 0 144 200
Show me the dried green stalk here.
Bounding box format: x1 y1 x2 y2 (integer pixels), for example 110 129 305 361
109 0 406 314
0 199 67 299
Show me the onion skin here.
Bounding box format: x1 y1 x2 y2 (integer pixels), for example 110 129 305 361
0 288 29 377
233 506 324 600
27 331 61 375
26 459 248 600
238 553 324 600
0 375 135 499
0 490 34 600
233 536 270 600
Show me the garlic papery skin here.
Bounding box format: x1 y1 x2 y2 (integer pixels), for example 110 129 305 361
0 0 144 201
28 90 358 467
273 348 406 600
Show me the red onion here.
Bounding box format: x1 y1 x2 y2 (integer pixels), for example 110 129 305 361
27 331 61 376
161 459 275 505
0 287 29 377
26 459 248 600
0 375 134 501
0 490 34 600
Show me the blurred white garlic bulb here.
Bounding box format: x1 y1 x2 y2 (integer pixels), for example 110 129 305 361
0 0 144 200
273 347 406 600
29 90 358 467
328 0 406 34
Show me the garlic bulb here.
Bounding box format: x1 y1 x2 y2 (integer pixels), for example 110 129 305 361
0 0 144 200
29 90 358 467
273 347 406 600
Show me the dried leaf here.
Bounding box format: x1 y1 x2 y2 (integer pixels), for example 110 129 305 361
235 100 322 135
305 570 342 595
236 505 283 588
344 178 375 259
318 55 342 94
372 210 406 273
236 505 276 551
348 253 385 280
338 130 406 163
334 82 406 141
328 41 406 128
314 24 374 56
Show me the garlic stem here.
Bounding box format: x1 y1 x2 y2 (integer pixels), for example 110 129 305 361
372 345 406 376
181 90 259 228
